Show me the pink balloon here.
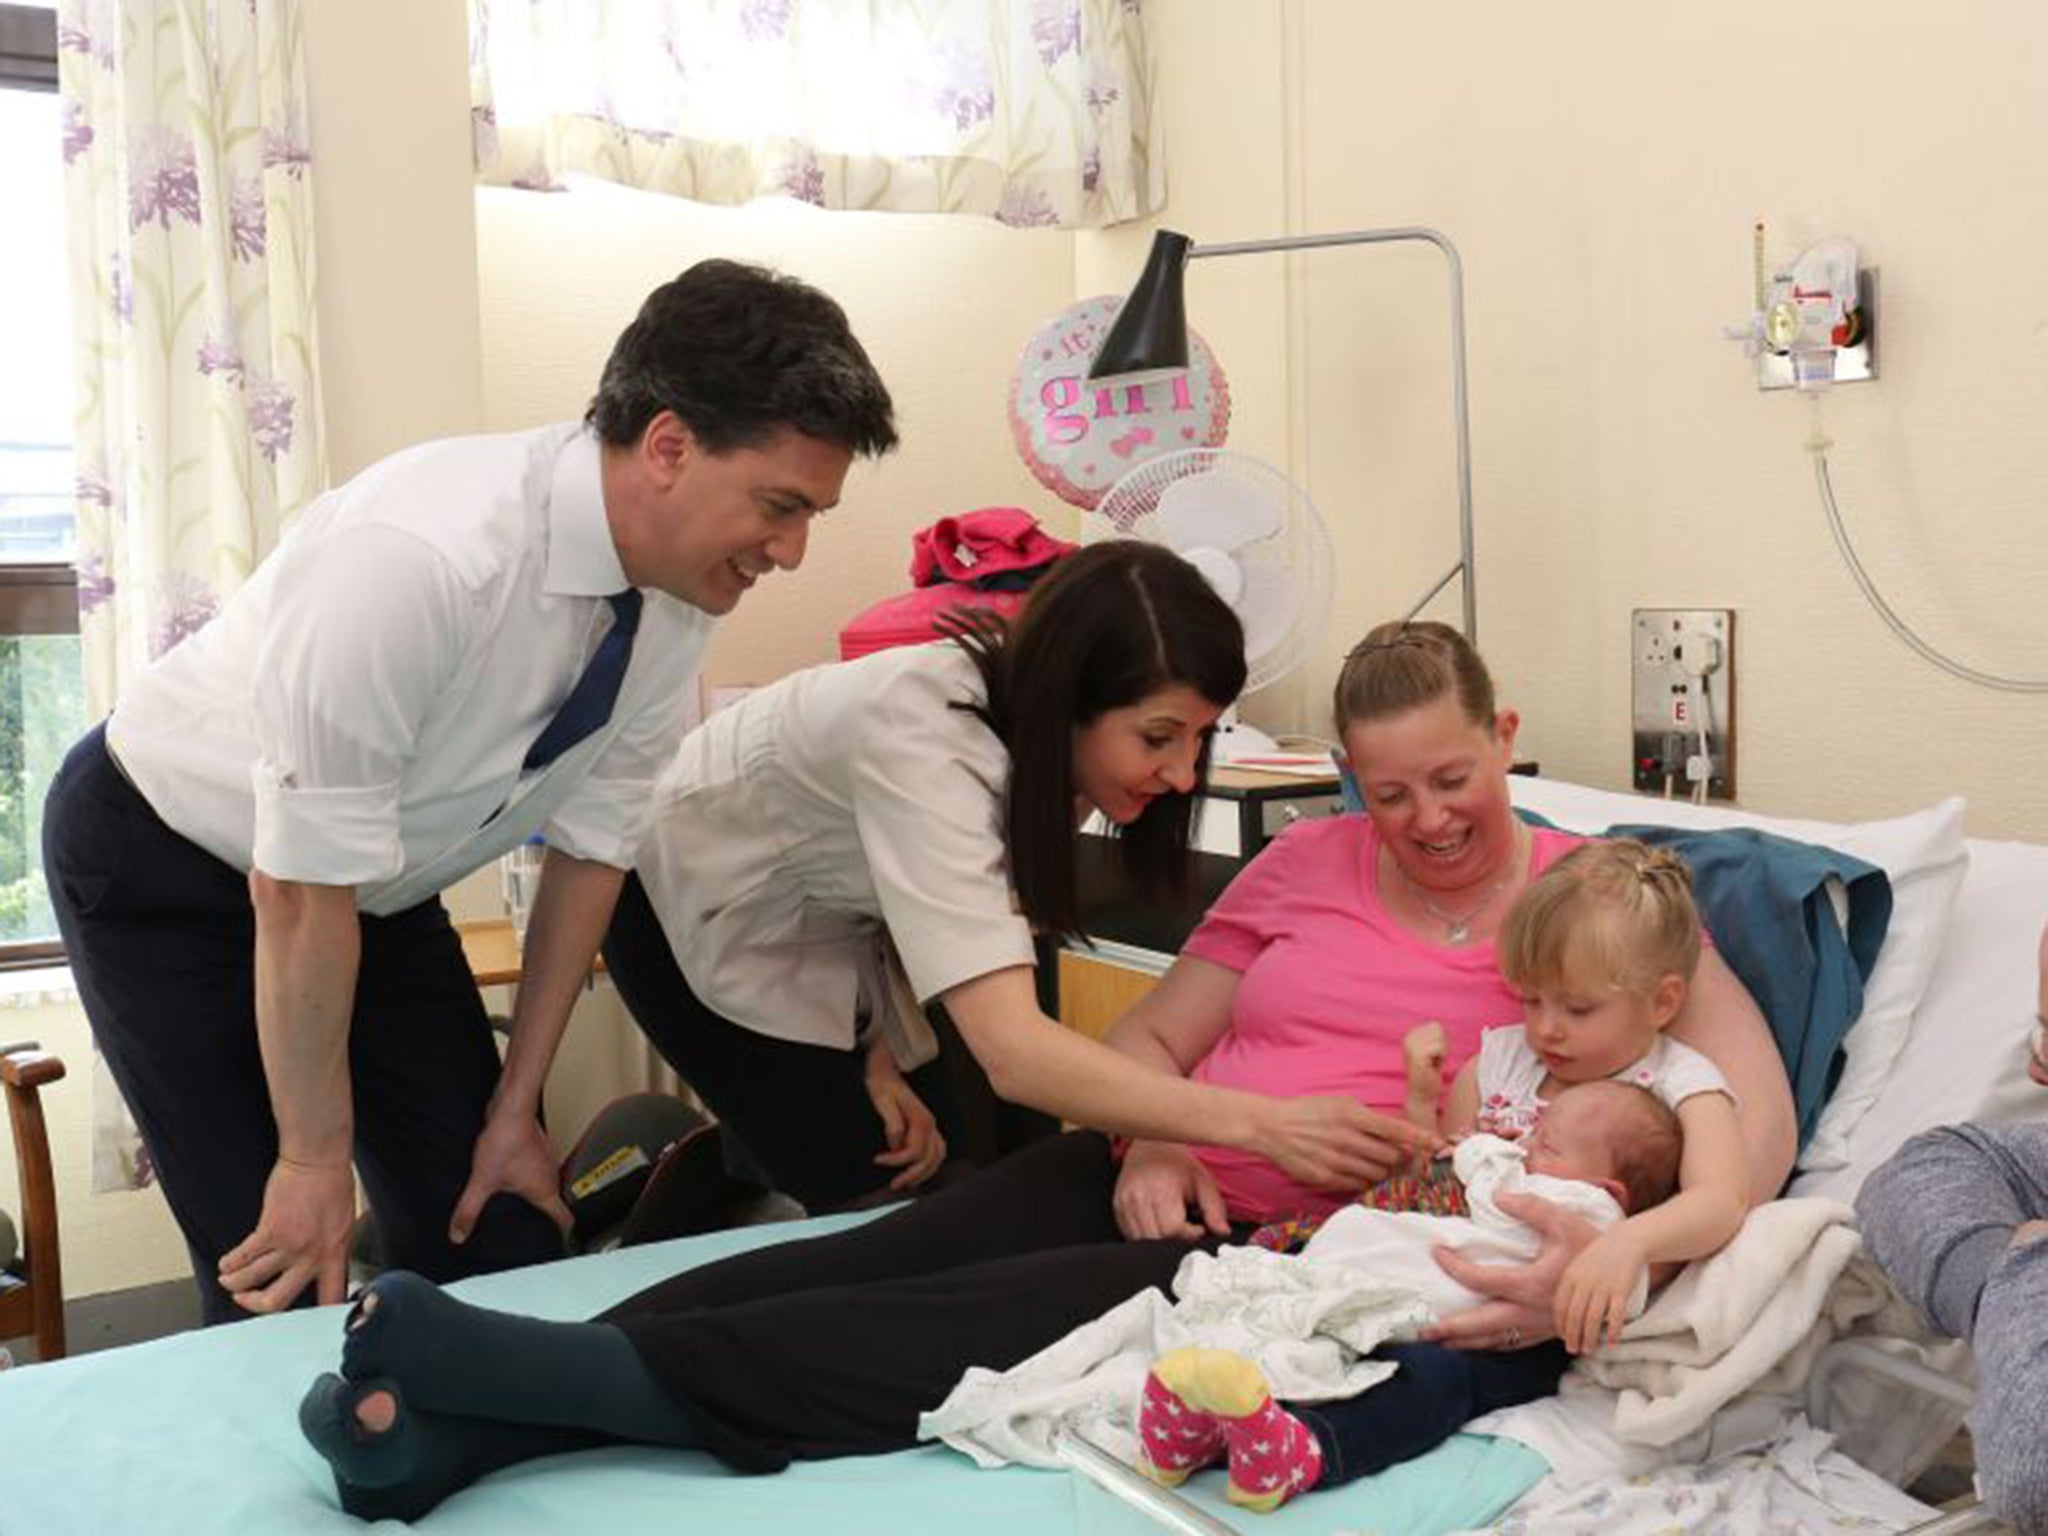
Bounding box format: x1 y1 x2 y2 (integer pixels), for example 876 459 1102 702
1007 295 1231 509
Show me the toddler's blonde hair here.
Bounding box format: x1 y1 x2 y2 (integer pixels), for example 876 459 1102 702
1499 837 1701 1000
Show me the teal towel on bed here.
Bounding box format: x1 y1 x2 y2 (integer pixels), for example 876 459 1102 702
1607 823 1891 1155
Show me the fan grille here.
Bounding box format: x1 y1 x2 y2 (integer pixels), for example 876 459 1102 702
1087 449 1334 696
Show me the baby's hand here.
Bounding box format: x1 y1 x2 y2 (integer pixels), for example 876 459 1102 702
1552 1228 1647 1354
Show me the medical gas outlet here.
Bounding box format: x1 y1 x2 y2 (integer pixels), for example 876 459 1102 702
1631 609 1734 801
1726 226 1876 392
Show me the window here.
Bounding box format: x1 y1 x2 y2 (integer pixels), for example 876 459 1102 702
0 2 86 966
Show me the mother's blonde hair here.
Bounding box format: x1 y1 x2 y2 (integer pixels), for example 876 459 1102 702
1499 838 1702 997
1333 620 1497 734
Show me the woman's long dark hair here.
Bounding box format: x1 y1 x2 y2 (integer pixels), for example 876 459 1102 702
940 541 1246 939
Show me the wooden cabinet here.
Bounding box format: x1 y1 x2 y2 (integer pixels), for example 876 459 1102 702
1055 947 1165 1040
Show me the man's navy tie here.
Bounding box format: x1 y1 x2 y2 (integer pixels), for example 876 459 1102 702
523 589 643 771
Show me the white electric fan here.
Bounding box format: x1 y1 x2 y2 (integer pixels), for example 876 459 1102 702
1087 448 1334 762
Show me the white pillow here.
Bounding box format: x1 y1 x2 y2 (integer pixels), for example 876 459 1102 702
1508 777 1969 1173
1789 833 2048 1203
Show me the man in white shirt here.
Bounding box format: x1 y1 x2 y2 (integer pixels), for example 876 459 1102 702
44 259 897 1323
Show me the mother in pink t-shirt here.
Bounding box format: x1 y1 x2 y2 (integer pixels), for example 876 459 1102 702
1107 619 1796 1349
292 622 1799 1519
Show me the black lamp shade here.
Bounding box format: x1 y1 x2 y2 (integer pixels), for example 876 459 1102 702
1087 228 1193 382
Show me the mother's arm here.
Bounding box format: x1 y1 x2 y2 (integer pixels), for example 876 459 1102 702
1429 948 1794 1350
1664 946 1798 1206
942 959 1429 1196
1102 956 1243 1240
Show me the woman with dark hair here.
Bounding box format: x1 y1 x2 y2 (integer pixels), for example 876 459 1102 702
601 539 1418 1211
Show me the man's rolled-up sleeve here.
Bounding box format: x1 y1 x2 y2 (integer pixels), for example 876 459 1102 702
250 525 468 888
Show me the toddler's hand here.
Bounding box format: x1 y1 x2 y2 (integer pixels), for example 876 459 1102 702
1402 1021 1448 1085
1553 1228 1647 1354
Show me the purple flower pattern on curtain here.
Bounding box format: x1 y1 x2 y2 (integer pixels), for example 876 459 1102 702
469 0 1162 229
59 0 325 1193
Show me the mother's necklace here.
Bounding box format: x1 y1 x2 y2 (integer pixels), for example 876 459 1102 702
1393 827 1525 945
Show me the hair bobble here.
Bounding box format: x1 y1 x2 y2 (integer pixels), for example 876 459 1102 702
1343 632 1432 662
1629 844 1693 890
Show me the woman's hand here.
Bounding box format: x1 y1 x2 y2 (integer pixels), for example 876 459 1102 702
1255 1096 1439 1192
864 1042 947 1192
1552 1227 1648 1354
1114 1139 1230 1241
1425 1190 1601 1352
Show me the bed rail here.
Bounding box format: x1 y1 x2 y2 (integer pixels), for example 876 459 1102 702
1805 1338 1973 1427
1807 1340 1996 1535
1053 1426 1243 1536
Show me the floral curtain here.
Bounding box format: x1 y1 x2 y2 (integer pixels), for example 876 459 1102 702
469 0 1163 228
58 0 325 1191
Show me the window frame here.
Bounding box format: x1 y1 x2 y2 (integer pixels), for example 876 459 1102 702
0 566 79 971
0 5 56 93
0 4 77 970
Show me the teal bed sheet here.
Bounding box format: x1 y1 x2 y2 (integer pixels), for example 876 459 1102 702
0 1211 1546 1534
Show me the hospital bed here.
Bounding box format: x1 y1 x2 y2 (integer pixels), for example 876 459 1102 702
0 774 2037 1534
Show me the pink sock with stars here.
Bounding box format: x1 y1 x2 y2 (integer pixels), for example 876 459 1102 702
1137 1347 1324 1513
1135 1366 1226 1485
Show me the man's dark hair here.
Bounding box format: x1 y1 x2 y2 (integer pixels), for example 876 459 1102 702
586 259 897 457
940 542 1247 939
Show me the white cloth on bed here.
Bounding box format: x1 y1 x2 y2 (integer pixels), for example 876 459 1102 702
1472 1195 1965 1490
919 1243 1425 1469
921 1135 1618 1470
1440 1417 1938 1536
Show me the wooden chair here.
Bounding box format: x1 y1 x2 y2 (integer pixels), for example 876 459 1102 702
0 1042 65 1362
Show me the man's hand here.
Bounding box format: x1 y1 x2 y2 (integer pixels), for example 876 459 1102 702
864 1048 946 1192
218 1156 357 1314
449 1105 573 1245
1113 1139 1229 1241
1552 1226 1648 1354
1424 1190 1602 1352
1255 1096 1439 1193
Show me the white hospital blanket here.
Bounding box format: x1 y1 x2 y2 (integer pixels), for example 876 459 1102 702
920 1136 1619 1470
1446 1418 1938 1536
1473 1196 1966 1489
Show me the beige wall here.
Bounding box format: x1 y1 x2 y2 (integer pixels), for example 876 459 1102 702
306 0 484 476
1089 0 2048 838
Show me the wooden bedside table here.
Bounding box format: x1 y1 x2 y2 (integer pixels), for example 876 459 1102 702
454 917 607 989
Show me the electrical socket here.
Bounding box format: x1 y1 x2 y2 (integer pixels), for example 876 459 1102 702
1630 609 1735 799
